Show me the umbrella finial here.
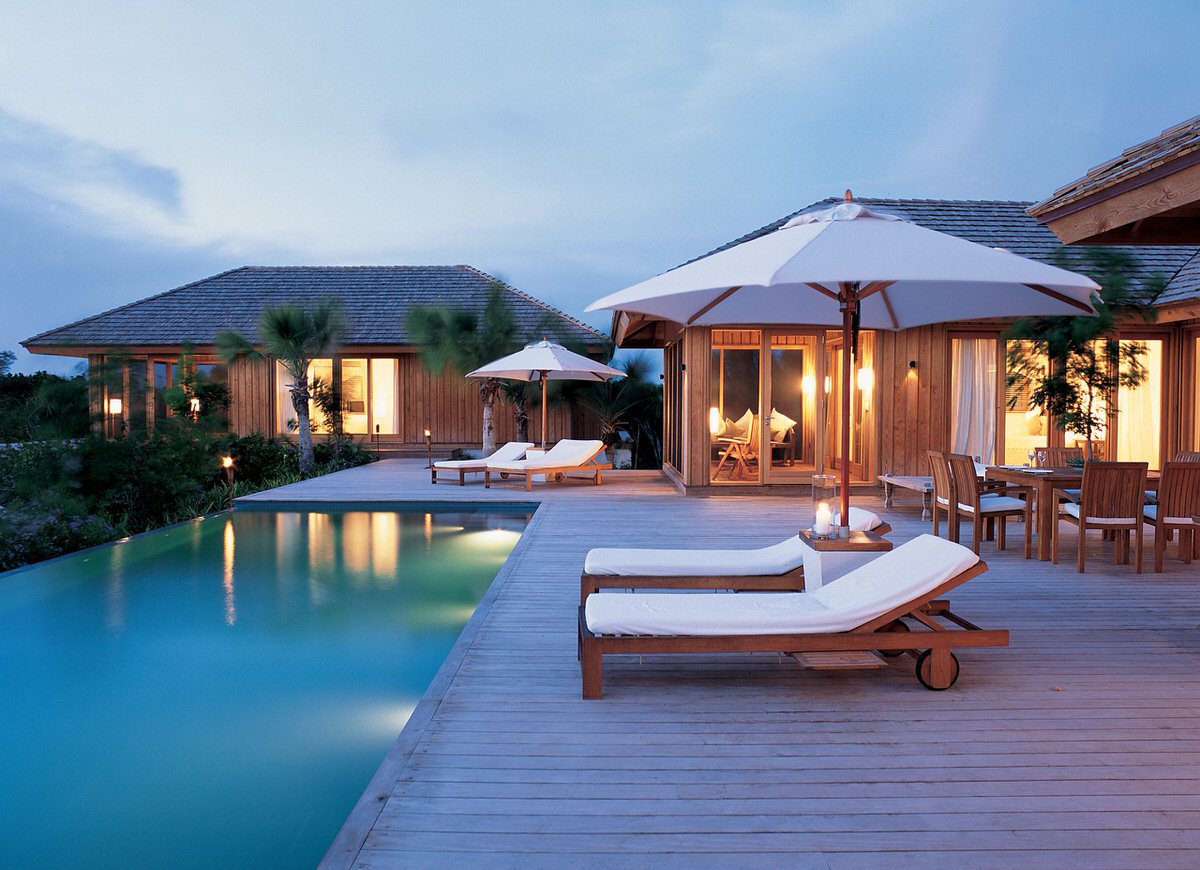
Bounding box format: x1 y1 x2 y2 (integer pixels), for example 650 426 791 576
843 188 854 202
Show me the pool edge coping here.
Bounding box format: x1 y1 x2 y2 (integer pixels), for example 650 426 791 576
317 497 548 870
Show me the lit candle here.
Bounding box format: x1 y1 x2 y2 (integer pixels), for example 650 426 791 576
814 501 832 535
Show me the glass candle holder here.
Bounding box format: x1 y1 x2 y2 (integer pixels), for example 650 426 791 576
810 474 839 538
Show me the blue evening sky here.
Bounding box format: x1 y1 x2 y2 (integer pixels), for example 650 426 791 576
2 0 1198 373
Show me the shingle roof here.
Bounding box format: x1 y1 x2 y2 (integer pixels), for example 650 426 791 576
1029 115 1200 217
23 265 606 348
686 197 1199 302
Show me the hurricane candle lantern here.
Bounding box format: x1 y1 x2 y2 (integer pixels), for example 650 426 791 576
810 474 839 538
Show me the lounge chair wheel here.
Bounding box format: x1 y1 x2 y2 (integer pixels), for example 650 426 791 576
877 620 910 657
915 649 959 691
500 472 510 479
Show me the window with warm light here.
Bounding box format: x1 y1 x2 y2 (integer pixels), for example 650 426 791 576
1004 340 1048 465
276 359 333 434
1117 338 1162 468
950 337 997 463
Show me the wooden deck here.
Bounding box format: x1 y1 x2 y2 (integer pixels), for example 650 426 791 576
243 460 1200 869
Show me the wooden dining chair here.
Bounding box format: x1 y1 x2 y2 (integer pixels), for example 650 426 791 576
1174 450 1200 462
927 450 956 540
1034 446 1084 467
1143 462 1200 572
946 452 1033 558
1052 461 1148 573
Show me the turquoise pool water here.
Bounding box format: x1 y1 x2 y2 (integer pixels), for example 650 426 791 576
0 504 530 869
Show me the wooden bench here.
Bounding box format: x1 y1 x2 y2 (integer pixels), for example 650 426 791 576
878 474 933 521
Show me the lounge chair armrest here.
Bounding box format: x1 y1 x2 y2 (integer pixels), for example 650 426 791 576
1051 487 1080 503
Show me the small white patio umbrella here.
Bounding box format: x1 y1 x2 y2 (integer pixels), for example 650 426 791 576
586 196 1100 528
467 339 625 449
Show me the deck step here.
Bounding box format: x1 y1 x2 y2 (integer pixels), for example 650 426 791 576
789 650 886 670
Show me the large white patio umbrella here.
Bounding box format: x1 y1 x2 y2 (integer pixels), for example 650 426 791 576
586 197 1101 528
467 339 625 449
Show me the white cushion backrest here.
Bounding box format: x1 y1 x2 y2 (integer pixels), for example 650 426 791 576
543 439 603 465
811 535 979 625
489 442 534 463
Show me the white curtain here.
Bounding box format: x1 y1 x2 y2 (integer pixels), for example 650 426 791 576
951 339 997 462
1117 340 1161 467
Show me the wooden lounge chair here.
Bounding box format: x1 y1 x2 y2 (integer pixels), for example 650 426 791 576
946 452 1033 558
431 441 533 485
485 439 610 491
1052 461 1148 573
1143 461 1200 572
579 507 893 604
580 534 1007 698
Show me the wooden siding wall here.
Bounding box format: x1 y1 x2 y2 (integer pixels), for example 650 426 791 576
228 357 274 435
876 325 950 476
225 352 586 446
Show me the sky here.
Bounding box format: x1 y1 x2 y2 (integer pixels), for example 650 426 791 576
2 0 1199 374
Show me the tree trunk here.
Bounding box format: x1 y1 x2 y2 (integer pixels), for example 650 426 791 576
292 388 315 474
514 396 529 443
480 381 498 456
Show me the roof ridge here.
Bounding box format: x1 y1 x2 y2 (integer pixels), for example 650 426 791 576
458 265 607 340
22 265 249 345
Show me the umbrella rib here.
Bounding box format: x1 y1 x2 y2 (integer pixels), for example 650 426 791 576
878 286 900 329
687 286 741 324
1023 283 1095 313
857 280 895 300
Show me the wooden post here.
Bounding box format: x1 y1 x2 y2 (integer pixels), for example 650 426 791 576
840 289 857 528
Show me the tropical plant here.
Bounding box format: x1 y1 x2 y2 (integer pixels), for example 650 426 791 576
161 345 231 432
216 303 344 473
407 282 523 455
1006 249 1166 457
501 381 534 443
0 350 15 375
575 353 660 466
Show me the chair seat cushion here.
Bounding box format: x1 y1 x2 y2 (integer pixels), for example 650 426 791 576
1062 503 1136 525
584 508 884 576
1143 504 1195 525
958 495 1026 514
585 535 978 636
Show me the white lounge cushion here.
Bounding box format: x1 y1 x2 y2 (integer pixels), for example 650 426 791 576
958 495 1027 514
584 507 885 576
490 439 604 472
434 441 532 470
1143 505 1195 525
585 534 979 636
1062 502 1136 526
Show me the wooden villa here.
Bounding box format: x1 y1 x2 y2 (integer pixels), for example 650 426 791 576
22 265 608 449
613 196 1200 494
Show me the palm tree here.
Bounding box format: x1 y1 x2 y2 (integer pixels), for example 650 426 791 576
501 381 534 443
216 303 344 473
576 353 657 466
407 282 522 455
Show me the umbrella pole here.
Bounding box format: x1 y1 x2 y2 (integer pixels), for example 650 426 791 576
540 373 547 450
840 294 856 530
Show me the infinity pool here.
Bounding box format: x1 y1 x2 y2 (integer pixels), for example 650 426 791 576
0 503 530 869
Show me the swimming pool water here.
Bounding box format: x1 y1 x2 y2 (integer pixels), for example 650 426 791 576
0 504 529 869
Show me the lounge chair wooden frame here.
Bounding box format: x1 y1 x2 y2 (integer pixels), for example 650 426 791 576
484 444 611 491
431 464 485 486
580 561 1005 698
577 524 894 604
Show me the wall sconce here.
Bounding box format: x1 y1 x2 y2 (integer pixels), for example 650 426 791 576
823 376 831 394
801 374 816 395
856 367 874 393
908 360 918 370
107 397 123 416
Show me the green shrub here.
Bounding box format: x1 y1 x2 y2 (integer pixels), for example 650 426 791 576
218 433 296 486
0 493 115 572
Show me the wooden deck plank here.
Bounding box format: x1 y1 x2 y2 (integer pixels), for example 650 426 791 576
243 459 1200 868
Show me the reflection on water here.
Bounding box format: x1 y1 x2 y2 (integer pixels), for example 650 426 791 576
0 505 529 870
223 518 236 625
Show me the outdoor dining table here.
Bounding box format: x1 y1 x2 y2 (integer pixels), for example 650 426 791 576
985 465 1160 561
